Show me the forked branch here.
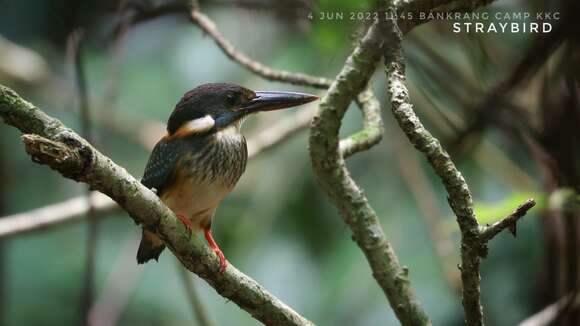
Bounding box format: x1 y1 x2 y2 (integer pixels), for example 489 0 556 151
309 22 430 326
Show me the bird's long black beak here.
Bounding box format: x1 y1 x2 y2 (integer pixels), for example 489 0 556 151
241 91 318 113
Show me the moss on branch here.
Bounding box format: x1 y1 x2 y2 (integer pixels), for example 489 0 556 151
309 23 431 326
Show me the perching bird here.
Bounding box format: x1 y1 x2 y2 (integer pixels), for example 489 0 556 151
137 83 318 271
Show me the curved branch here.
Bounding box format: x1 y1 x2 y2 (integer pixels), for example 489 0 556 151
383 19 484 325
190 9 332 89
382 16 535 326
309 22 430 325
0 85 313 326
340 87 384 158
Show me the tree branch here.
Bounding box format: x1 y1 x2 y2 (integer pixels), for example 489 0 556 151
0 192 115 238
339 87 384 158
190 9 332 89
382 15 535 326
0 85 313 326
309 22 430 325
479 199 536 242
519 292 580 326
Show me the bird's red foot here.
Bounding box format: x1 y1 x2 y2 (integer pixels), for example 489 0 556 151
176 214 194 233
204 229 228 273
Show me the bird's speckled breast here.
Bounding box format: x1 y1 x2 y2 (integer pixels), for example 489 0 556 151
161 126 247 230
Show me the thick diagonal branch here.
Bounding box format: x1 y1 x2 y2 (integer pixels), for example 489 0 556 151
0 85 313 326
309 22 430 326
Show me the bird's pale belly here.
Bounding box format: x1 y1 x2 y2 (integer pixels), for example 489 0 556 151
160 130 247 231
161 175 232 231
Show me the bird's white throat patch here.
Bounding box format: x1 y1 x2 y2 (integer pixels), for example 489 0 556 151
215 122 243 143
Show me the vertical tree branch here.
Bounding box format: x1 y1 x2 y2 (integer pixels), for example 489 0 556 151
309 22 430 325
383 19 484 325
382 15 535 326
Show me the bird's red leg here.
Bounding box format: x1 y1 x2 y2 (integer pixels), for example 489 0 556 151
176 214 194 232
204 228 227 272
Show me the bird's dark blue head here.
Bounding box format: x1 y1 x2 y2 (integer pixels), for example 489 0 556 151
167 83 318 136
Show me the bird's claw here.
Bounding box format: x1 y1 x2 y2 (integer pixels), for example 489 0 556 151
176 214 194 233
214 248 228 273
204 228 228 273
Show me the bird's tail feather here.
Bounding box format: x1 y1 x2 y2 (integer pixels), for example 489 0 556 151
137 230 165 264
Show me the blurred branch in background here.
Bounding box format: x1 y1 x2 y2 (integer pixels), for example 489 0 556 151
451 3 577 150
520 292 580 326
189 9 332 89
0 192 114 238
0 36 50 86
392 126 458 288
67 28 99 325
88 234 143 326
176 260 217 326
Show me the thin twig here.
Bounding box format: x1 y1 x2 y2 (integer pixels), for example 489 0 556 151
479 199 536 242
190 9 332 89
0 85 314 326
339 87 384 158
309 22 430 325
247 106 315 157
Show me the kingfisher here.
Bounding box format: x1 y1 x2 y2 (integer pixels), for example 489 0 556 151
137 83 318 271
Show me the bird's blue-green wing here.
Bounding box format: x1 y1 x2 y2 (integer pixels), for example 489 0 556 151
141 139 184 194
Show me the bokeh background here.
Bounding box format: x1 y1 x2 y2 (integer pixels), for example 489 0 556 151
0 0 578 325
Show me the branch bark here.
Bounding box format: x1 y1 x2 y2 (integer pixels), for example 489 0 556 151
0 85 313 326
309 22 430 326
382 15 535 326
480 199 536 242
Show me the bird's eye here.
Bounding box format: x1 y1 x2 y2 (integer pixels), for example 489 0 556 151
225 93 238 105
